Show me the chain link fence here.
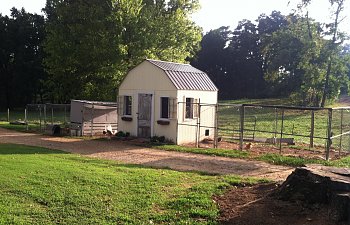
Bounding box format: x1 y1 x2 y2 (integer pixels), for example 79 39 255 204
0 104 70 133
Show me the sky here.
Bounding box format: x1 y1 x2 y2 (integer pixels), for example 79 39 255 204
0 0 349 33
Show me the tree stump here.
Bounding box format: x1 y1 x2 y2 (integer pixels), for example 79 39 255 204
275 165 350 223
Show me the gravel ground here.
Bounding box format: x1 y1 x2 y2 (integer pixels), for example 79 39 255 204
0 128 293 181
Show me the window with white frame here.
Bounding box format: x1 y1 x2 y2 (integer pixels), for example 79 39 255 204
185 97 199 119
160 97 169 119
185 98 194 119
124 96 132 115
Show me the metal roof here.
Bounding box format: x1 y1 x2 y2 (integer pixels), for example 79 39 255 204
146 59 218 91
71 99 117 106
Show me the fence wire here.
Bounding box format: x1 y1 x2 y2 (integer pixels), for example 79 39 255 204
26 104 70 131
178 102 350 160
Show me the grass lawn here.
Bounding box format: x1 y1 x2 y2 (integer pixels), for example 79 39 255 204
0 121 41 133
153 144 350 167
0 143 263 225
218 98 350 149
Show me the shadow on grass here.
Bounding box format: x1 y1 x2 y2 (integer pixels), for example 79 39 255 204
0 143 68 154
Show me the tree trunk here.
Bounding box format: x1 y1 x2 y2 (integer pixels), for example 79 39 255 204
320 59 332 107
276 165 350 223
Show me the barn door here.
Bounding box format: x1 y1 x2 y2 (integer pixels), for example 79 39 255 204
137 93 152 138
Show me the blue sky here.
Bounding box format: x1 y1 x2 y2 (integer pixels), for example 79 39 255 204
0 0 348 33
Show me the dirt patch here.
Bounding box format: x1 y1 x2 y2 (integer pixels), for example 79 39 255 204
0 128 293 181
198 140 349 161
215 183 346 225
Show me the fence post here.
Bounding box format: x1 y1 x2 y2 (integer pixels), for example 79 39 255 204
90 103 94 137
39 106 42 132
7 108 9 122
339 109 343 155
310 110 315 149
51 105 54 125
196 100 201 148
64 105 67 124
213 104 219 149
326 109 332 161
279 109 285 154
25 107 28 131
43 104 46 127
274 108 278 144
239 105 245 150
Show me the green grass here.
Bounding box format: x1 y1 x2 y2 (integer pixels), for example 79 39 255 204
0 108 69 128
0 143 264 224
220 98 291 106
152 144 350 167
0 122 40 133
217 98 350 149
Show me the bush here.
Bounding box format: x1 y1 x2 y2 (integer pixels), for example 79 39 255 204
116 131 126 137
150 136 166 143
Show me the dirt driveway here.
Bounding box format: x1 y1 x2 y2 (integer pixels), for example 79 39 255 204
0 128 293 181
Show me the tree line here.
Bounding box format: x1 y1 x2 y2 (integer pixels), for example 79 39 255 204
192 0 350 106
0 0 349 109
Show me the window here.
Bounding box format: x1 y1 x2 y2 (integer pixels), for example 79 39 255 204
160 97 169 119
124 96 132 115
185 98 194 119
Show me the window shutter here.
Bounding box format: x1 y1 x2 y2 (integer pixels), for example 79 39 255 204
193 98 199 118
117 96 124 115
169 98 177 119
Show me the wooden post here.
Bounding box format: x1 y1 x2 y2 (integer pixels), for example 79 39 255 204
239 105 245 150
7 108 9 122
279 109 285 154
196 100 201 148
310 110 315 149
25 107 28 131
326 109 332 161
90 104 94 137
43 104 47 127
51 105 54 125
39 106 42 132
274 108 278 144
339 109 343 155
64 105 67 124
213 104 219 149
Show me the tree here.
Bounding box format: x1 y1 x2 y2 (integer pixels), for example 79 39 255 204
43 0 201 103
0 8 46 109
191 26 231 99
191 11 290 99
226 20 265 98
44 0 121 103
299 0 348 106
261 13 349 106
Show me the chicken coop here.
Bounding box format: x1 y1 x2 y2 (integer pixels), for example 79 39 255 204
118 59 218 144
70 100 118 136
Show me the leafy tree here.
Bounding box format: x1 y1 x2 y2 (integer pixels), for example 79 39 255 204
191 26 231 99
44 0 120 103
261 14 349 106
191 11 293 100
226 20 266 99
0 8 46 109
298 0 348 106
43 0 201 103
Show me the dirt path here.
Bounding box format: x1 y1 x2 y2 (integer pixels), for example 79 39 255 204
0 128 293 181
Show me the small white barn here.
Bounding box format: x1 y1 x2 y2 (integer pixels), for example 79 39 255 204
118 59 218 144
70 100 118 136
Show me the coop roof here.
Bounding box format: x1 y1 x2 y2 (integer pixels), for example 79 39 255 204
146 59 218 91
71 100 117 107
